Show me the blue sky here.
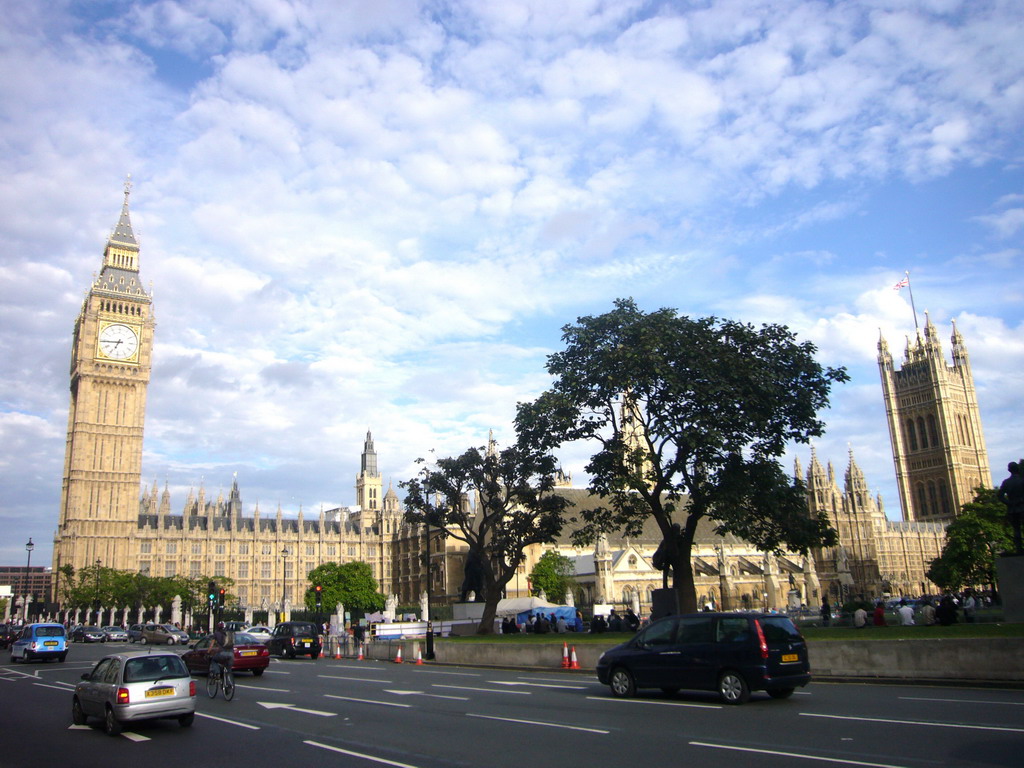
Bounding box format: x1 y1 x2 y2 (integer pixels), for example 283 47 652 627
2 0 1022 568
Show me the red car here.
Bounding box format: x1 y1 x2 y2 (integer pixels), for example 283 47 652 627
181 632 270 677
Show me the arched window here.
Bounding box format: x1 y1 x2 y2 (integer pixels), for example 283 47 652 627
927 415 939 447
905 419 918 451
939 480 952 517
928 481 939 514
916 484 929 517
917 417 928 448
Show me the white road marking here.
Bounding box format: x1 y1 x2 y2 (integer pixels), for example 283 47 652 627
258 701 336 716
408 669 480 677
489 680 588 690
467 713 609 735
196 712 260 729
586 695 721 709
801 713 1024 733
690 741 908 767
319 675 393 683
34 682 75 691
324 694 411 708
517 676 591 683
122 732 150 742
384 689 469 701
305 740 421 768
899 696 1024 706
68 725 91 730
432 684 530 695
236 685 291 692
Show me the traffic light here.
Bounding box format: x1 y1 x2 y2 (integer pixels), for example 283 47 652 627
207 581 216 607
314 584 322 609
218 588 225 608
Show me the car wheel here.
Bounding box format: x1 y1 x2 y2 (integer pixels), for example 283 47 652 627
767 687 795 700
72 698 87 726
252 668 264 677
284 647 295 659
609 667 636 698
140 637 147 645
718 671 750 705
104 707 123 736
178 713 194 728
167 637 175 645
311 651 320 660
101 636 107 642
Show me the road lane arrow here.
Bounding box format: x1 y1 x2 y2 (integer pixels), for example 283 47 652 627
489 681 588 690
384 689 469 700
258 702 336 717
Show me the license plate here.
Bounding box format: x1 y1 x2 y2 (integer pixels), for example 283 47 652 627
241 650 257 656
300 638 312 644
781 653 799 662
145 687 175 698
44 641 58 647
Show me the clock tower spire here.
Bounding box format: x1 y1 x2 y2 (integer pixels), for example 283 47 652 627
53 179 155 587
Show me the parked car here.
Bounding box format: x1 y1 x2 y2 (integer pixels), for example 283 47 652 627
266 621 322 659
10 623 68 663
140 623 190 645
0 623 19 649
102 626 129 642
127 624 144 643
72 651 195 735
181 632 271 676
244 625 272 642
71 626 108 643
596 612 811 704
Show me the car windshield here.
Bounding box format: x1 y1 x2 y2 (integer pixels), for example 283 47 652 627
124 655 189 682
36 626 66 637
102 626 121 632
234 633 258 644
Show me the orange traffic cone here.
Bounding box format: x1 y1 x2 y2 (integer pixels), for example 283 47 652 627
415 647 424 665
569 646 580 670
334 642 341 660
394 645 404 664
357 643 364 661
560 641 569 668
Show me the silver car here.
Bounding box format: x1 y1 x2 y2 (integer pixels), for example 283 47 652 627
72 651 196 735
140 623 190 645
102 626 129 642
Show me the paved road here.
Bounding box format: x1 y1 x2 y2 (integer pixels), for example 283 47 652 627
2 641 1022 767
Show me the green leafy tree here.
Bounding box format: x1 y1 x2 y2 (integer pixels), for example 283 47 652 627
529 551 577 603
306 561 385 615
402 440 571 634
515 299 846 613
927 488 1012 592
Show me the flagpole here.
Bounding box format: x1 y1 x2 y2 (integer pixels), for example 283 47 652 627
904 271 919 330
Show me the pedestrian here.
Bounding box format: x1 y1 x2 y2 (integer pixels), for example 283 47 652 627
936 595 958 626
820 598 831 627
897 600 915 626
919 598 936 626
963 591 977 623
872 601 887 627
853 605 867 628
556 615 567 633
624 607 640 632
573 610 584 633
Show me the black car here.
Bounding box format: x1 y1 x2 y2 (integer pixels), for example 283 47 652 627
0 624 18 649
596 612 810 704
71 626 108 643
266 621 322 659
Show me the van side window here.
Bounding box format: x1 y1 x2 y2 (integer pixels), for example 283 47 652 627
717 617 751 643
676 617 713 643
639 619 676 647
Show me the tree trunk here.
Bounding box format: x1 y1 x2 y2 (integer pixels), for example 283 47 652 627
670 548 698 613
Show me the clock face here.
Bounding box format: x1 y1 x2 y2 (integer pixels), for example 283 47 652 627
98 323 139 360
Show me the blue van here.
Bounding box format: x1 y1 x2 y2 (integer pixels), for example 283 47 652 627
10 623 68 663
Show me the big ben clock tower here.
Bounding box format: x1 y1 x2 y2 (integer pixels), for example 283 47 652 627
53 179 154 583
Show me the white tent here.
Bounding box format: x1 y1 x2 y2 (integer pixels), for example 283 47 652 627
493 596 558 617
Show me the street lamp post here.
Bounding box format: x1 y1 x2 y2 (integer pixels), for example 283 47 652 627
22 538 34 622
424 522 434 660
93 559 101 625
280 547 290 623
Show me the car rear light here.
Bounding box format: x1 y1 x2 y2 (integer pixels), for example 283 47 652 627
260 647 269 656
189 681 196 697
754 619 769 660
117 687 130 704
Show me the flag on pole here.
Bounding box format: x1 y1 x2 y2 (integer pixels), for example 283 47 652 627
893 276 909 291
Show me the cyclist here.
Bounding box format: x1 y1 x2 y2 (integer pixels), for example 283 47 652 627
209 621 234 682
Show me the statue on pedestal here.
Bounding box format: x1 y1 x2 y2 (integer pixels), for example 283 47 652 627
459 549 484 603
997 460 1024 555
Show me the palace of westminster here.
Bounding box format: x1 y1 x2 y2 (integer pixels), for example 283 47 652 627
48 187 993 616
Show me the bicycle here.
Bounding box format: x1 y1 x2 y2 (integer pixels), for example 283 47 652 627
207 659 235 701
